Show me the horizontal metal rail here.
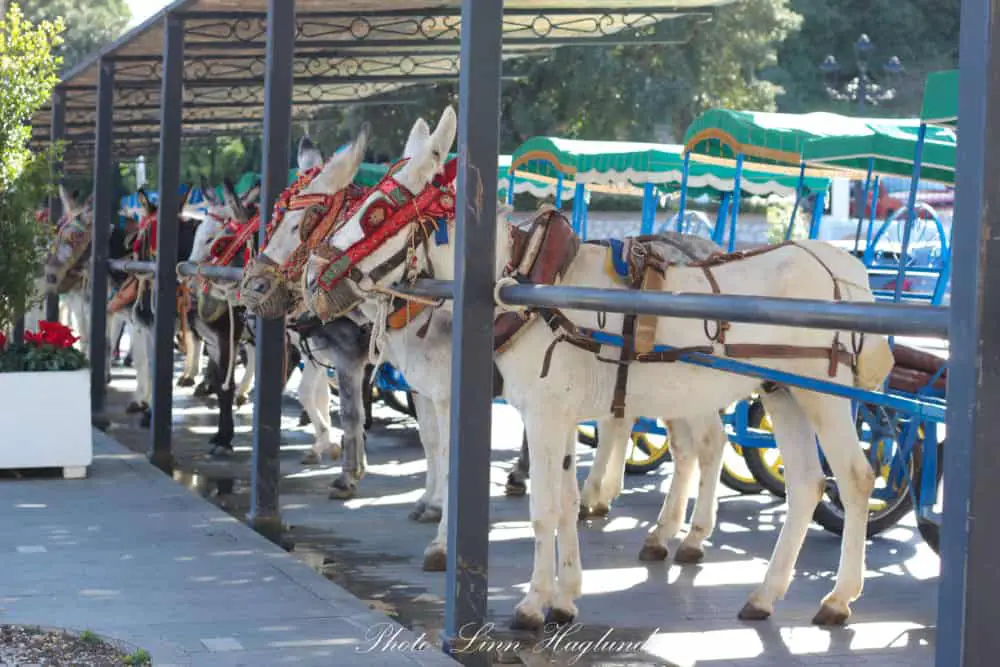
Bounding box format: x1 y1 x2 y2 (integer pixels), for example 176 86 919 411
398 279 950 337
107 260 243 282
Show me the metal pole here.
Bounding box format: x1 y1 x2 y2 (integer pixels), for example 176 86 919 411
401 278 949 337
677 151 690 222
46 88 66 322
892 123 927 303
784 162 806 241
149 13 184 473
937 0 996 662
443 0 502 662
641 182 656 235
727 154 743 251
89 59 114 428
248 0 294 536
864 176 881 263
573 182 586 239
852 158 874 254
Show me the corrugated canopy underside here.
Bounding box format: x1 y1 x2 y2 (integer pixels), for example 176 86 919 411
31 0 735 168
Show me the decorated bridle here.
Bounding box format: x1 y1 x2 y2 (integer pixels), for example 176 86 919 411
312 156 458 294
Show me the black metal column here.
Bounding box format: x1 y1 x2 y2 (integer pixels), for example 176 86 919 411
149 13 184 473
937 0 997 664
247 0 294 535
443 0 503 663
46 87 65 322
89 59 114 427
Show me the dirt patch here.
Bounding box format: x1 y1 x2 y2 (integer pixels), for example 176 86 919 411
0 625 149 666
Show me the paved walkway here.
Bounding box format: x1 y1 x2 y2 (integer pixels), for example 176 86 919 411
0 431 456 666
96 354 940 667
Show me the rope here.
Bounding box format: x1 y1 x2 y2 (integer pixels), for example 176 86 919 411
367 293 392 384
493 276 527 314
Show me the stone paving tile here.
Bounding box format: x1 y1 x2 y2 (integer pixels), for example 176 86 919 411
0 428 456 666
96 357 940 666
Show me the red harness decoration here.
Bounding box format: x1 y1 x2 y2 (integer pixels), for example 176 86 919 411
316 158 458 291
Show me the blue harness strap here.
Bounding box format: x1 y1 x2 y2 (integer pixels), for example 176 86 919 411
434 220 450 246
607 238 629 279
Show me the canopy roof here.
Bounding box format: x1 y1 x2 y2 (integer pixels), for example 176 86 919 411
32 0 734 171
509 136 831 198
921 70 958 129
801 120 957 184
681 109 894 169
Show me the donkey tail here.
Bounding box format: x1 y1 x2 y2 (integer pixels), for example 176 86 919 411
854 333 894 391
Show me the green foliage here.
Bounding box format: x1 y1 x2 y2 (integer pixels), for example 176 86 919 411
16 0 130 73
0 342 87 372
78 630 102 645
0 4 62 333
772 0 958 115
123 648 152 666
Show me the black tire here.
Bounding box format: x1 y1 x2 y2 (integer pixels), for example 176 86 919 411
812 409 933 539
719 445 765 495
381 389 417 417
624 429 672 475
741 399 787 498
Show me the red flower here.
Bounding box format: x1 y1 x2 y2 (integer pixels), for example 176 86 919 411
26 321 79 349
0 331 6 349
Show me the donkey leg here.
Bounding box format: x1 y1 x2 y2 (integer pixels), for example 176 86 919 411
639 418 698 562
675 413 728 564
421 398 452 572
235 343 255 407
511 408 567 631
300 360 338 465
550 428 583 625
580 417 630 518
504 428 530 497
327 354 368 500
738 388 826 621
404 393 438 519
793 389 876 626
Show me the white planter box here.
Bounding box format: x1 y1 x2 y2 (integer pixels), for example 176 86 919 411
0 369 92 478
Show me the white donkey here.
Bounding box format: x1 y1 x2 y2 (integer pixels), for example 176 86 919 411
304 106 896 629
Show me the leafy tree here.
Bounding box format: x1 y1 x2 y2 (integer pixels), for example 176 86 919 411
16 0 130 72
0 4 63 332
771 0 959 115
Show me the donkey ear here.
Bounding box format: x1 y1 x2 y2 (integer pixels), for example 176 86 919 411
298 135 324 172
59 185 76 214
222 178 249 224
402 117 431 159
430 106 458 158
178 183 194 211
240 181 262 208
137 188 155 216
312 122 369 193
201 176 220 206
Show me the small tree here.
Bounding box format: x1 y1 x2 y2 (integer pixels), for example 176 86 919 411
0 4 63 333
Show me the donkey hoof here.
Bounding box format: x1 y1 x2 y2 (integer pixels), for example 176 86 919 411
139 411 151 429
301 451 321 465
545 607 576 627
418 506 442 524
590 503 611 517
737 602 772 622
193 383 213 397
422 550 447 572
327 478 357 500
674 545 705 564
208 444 234 459
812 603 850 627
408 501 428 521
298 410 311 427
504 477 527 497
125 401 147 414
638 543 669 562
510 608 545 632
235 394 248 408
123 355 133 367
177 376 195 388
